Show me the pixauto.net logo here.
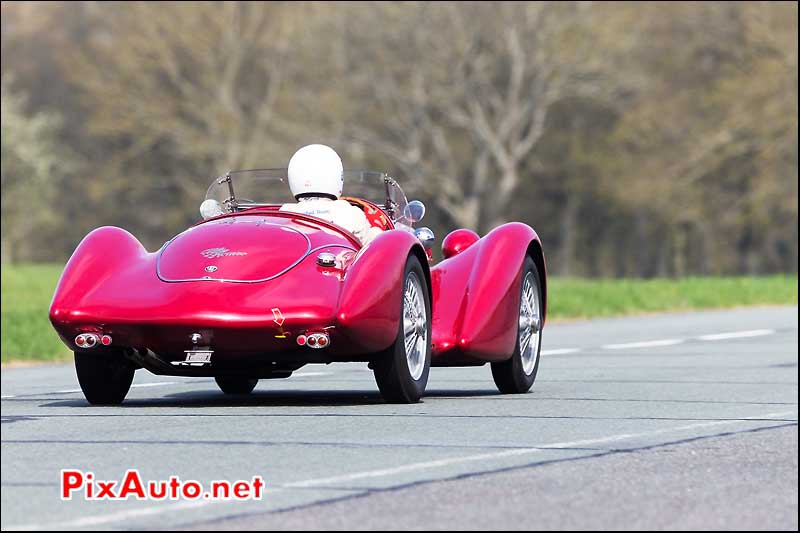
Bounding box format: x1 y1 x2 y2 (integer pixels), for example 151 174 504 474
61 469 265 501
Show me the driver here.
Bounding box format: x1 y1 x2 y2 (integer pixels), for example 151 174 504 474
280 144 382 245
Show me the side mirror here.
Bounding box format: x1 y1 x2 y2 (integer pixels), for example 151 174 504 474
404 200 426 223
414 227 435 246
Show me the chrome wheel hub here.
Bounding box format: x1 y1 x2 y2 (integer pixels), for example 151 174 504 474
403 272 428 380
519 271 540 375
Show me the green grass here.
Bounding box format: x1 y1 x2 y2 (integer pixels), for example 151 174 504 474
2 264 72 363
547 276 797 320
1 264 797 363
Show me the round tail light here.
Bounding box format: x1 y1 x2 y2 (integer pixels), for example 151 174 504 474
296 335 307 346
101 335 112 346
307 336 318 347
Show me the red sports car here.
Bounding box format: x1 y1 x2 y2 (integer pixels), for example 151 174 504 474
49 170 546 404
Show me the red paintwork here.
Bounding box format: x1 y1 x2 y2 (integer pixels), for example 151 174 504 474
337 229 424 351
430 222 546 363
159 218 313 282
50 206 545 373
441 229 480 259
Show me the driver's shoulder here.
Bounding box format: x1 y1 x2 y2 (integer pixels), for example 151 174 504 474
278 202 299 212
334 199 365 213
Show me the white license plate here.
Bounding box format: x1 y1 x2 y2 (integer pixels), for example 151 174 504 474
184 350 212 363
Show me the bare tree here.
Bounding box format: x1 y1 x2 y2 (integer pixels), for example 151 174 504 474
326 2 613 232
1 78 76 262
67 1 298 196
1 1 795 275
605 1 798 275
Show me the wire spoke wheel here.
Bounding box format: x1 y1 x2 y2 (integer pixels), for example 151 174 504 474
491 256 543 394
518 271 541 376
403 272 427 380
373 255 431 403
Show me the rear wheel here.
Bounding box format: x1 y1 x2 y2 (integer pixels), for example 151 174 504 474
373 255 432 403
74 351 135 405
491 256 542 394
215 376 258 395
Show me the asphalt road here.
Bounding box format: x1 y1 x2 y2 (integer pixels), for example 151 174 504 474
1 306 797 531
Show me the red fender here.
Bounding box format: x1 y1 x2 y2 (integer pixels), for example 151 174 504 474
336 229 427 353
50 226 153 327
431 222 546 362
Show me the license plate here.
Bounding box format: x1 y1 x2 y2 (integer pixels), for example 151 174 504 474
184 350 212 363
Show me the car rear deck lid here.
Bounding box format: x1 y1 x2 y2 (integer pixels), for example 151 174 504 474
157 218 311 283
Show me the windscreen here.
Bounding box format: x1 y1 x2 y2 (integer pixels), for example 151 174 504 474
204 169 410 224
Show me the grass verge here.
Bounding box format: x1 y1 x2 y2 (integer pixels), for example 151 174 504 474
2 264 71 363
547 276 797 320
1 264 797 363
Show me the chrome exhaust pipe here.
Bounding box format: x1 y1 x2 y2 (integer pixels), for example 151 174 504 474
75 333 100 348
299 332 330 349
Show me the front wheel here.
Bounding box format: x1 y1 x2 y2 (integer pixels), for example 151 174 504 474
372 254 432 403
74 351 135 405
491 256 543 394
215 377 259 395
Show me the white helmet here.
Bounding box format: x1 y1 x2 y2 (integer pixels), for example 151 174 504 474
287 144 344 199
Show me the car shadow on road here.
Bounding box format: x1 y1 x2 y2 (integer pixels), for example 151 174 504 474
39 388 501 409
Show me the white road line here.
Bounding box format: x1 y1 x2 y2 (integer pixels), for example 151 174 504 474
31 326 781 397
7 409 796 531
131 381 179 388
54 382 177 394
283 410 796 489
10 499 211 531
541 348 581 356
697 329 776 341
602 339 684 350
1 395 15 399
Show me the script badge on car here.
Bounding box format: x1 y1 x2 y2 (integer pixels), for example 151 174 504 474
201 247 247 258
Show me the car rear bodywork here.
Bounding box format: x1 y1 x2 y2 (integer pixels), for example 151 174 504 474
50 208 545 375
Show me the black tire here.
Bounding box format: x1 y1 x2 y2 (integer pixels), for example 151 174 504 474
74 351 135 405
215 376 258 395
373 254 432 403
491 256 543 394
